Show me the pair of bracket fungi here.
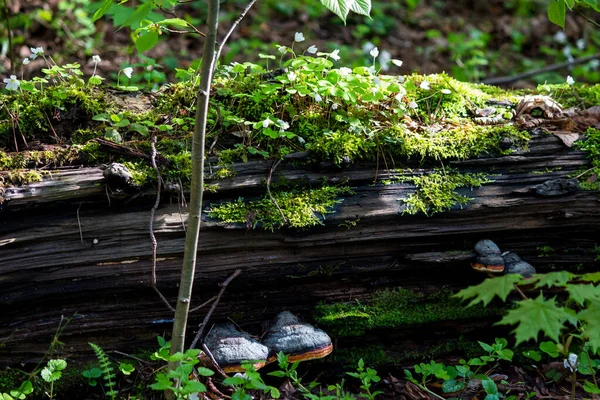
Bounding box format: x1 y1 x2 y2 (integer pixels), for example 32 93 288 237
471 239 536 278
202 311 333 373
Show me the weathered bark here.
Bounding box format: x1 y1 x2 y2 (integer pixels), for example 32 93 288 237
0 133 598 364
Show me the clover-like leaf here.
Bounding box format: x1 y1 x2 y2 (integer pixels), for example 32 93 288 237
497 294 577 345
455 274 522 306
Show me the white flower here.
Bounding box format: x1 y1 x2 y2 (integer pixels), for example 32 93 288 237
332 103 339 110
566 76 575 85
277 119 290 131
394 93 404 102
294 32 305 42
30 47 44 59
554 31 567 44
3 75 20 91
362 41 375 53
379 50 392 71
392 59 403 67
306 45 318 54
314 93 322 102
371 87 378 94
373 77 382 86
262 118 273 128
420 80 430 90
409 101 418 109
122 67 133 79
278 46 287 54
576 38 586 50
370 47 379 58
367 66 376 75
23 58 30 65
339 67 352 76
441 89 451 94
287 71 297 81
92 55 102 64
589 59 600 69
298 136 305 144
330 49 340 61
564 353 578 372
397 75 405 83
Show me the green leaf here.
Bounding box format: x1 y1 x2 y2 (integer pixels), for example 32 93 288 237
442 379 465 393
539 341 559 357
183 380 207 393
158 18 189 28
482 378 498 394
455 275 522 306
93 0 112 22
136 31 159 54
119 363 135 375
583 380 600 394
119 2 154 29
581 272 600 283
129 122 149 136
530 271 573 288
349 0 371 16
578 298 600 352
320 0 350 23
522 350 541 361
196 367 214 377
565 0 575 8
93 113 110 122
567 283 600 306
548 0 566 29
497 294 577 345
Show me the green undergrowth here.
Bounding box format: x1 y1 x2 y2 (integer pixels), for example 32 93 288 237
573 127 600 191
313 288 504 338
207 184 352 231
398 170 492 215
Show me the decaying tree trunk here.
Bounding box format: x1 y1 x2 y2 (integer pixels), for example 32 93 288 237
0 131 598 365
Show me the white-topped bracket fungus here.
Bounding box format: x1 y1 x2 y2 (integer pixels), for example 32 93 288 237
201 323 269 373
471 239 505 274
262 311 333 364
502 251 536 278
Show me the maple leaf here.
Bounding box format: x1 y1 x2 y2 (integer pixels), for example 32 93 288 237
578 299 600 353
580 272 600 283
529 271 573 289
567 283 600 306
455 275 523 307
497 293 577 345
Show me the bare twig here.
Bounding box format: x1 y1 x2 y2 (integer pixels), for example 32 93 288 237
189 295 217 313
482 52 600 85
150 136 175 312
202 343 229 378
576 8 600 28
189 269 242 349
76 203 84 244
214 0 259 67
266 159 287 224
206 376 231 398
153 1 206 37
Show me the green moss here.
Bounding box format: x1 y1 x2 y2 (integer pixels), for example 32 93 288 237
207 185 352 231
573 127 600 191
314 288 502 338
398 170 492 216
538 83 600 108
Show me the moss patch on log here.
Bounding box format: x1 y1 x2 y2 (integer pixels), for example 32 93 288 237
313 288 504 338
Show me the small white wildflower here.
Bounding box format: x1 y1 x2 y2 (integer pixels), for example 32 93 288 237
367 65 376 75
29 47 44 59
564 353 578 372
441 89 451 95
287 71 297 81
420 80 430 90
306 45 318 54
397 75 405 83
92 55 102 64
330 49 341 61
409 101 418 109
362 41 375 53
379 50 392 71
394 93 404 102
370 47 379 58
298 136 306 144
294 32 305 42
314 93 323 102
278 46 287 54
563 45 574 62
566 75 575 85
23 58 30 65
589 59 600 69
373 77 382 86
93 238 99 245
3 75 20 91
371 87 378 94
554 31 567 44
391 59 403 67
277 119 290 131
332 103 339 110
123 67 133 79
576 38 586 50
262 118 273 128
339 67 352 76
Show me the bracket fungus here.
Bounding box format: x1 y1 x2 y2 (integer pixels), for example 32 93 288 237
471 239 505 274
262 311 333 364
202 323 269 373
502 251 536 278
